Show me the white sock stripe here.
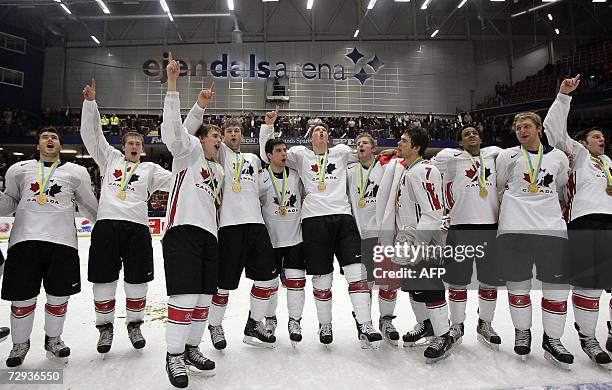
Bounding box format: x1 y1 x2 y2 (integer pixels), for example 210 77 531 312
168 303 195 311
542 308 567 315
168 320 191 326
126 307 145 312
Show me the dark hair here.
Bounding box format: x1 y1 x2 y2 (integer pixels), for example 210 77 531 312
403 127 429 156
309 122 329 138
455 125 482 144
121 131 144 146
195 124 221 139
36 127 62 144
222 117 243 133
576 126 604 142
265 138 286 155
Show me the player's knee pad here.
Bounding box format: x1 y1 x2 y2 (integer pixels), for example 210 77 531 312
542 282 569 302
93 281 118 301
312 273 333 290
572 287 602 300
507 280 531 296
253 279 278 289
125 282 148 298
168 294 199 309
46 294 68 306
342 263 366 283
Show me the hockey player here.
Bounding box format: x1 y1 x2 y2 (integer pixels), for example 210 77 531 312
378 127 452 363
80 79 173 356
543 74 612 368
181 88 277 351
496 107 572 367
347 132 400 346
258 109 306 345
430 126 504 349
161 55 220 388
0 250 10 342
0 128 98 367
260 121 383 349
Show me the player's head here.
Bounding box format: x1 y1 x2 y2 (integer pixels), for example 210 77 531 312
222 117 243 152
456 125 482 150
356 132 376 162
196 124 222 159
310 122 329 149
576 126 605 157
121 131 144 163
36 127 62 159
265 138 287 169
513 112 542 148
398 127 429 159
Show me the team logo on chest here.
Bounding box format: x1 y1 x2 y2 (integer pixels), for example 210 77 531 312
29 180 62 203
522 169 554 193
465 162 491 182
199 168 220 194
113 167 139 184
273 190 298 208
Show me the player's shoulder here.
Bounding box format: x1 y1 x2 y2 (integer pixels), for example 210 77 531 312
482 146 503 158
6 159 35 173
347 162 357 170
63 161 88 172
436 147 463 159
498 146 520 159
416 160 440 175
289 145 308 154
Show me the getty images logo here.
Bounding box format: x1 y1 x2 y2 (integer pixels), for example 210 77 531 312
345 47 384 85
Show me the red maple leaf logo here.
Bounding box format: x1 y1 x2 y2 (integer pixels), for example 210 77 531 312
200 168 210 181
311 164 319 173
113 169 122 179
523 173 532 183
593 162 602 170
30 182 40 193
465 167 477 180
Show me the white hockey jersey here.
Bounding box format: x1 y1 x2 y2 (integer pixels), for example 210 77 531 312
80 100 172 226
183 103 264 228
0 160 98 249
161 92 224 238
543 93 612 221
496 144 569 237
260 124 357 220
347 160 386 239
259 167 303 248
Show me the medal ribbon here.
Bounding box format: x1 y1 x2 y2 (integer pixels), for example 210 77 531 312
317 151 328 186
465 152 486 189
592 156 612 186
206 159 224 203
268 166 287 208
38 159 60 195
233 152 244 184
119 159 140 192
520 145 543 186
358 162 374 201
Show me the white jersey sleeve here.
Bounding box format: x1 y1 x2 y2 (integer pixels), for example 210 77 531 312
409 163 444 244
150 163 174 193
183 102 205 136
80 100 123 170
430 148 461 178
0 164 21 216
161 92 203 172
544 93 589 167
259 124 300 170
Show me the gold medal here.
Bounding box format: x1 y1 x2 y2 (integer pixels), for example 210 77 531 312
278 207 287 216
528 183 539 193
318 182 326 192
117 190 126 201
36 194 48 205
232 182 241 193
358 198 366 208
479 187 488 198
607 185 612 196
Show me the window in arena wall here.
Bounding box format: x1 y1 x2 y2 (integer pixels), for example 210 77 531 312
0 67 24 88
0 32 26 54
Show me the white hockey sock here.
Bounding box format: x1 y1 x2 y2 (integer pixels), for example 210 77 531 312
409 293 428 323
208 289 229 327
186 294 212 346
265 278 280 318
312 273 333 324
448 285 467 325
426 299 450 336
250 279 278 322
572 288 601 337
507 280 532 331
378 288 397 318
343 263 372 324
125 282 147 324
10 298 37 344
166 294 198 354
542 283 569 339
93 281 118 326
478 284 498 323
285 268 306 320
44 294 69 338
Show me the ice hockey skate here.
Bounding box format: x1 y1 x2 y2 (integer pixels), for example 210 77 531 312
379 315 400 347
96 323 113 358
403 319 434 348
6 340 29 367
243 314 276 348
184 345 216 376
477 319 501 351
288 318 302 347
424 332 453 364
542 333 573 371
44 335 70 364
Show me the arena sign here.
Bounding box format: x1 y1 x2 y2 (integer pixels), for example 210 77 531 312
142 48 383 85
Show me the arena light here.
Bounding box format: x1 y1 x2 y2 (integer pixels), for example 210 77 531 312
159 0 169 12
90 35 100 45
95 0 110 14
13 152 24 156
547 13 553 20
431 29 439 37
394 0 412 2
262 0 279 2
76 154 92 159
60 3 72 14
421 0 432 10
353 29 360 38
227 0 234 11
367 0 377 9
458 0 468 8
307 0 314 9
555 28 560 34
167 11 174 21
60 149 78 154
592 0 606 2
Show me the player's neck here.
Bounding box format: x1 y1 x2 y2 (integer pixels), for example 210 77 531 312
359 156 375 168
464 145 480 156
405 154 421 166
226 142 241 154
40 153 59 163
312 144 328 155
270 163 285 173
522 139 541 153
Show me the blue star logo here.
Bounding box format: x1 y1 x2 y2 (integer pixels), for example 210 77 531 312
353 68 372 85
346 48 365 64
367 55 384 72
346 48 384 86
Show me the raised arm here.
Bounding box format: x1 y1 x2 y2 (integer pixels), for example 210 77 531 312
183 81 215 136
543 75 586 165
259 107 279 165
80 79 120 168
